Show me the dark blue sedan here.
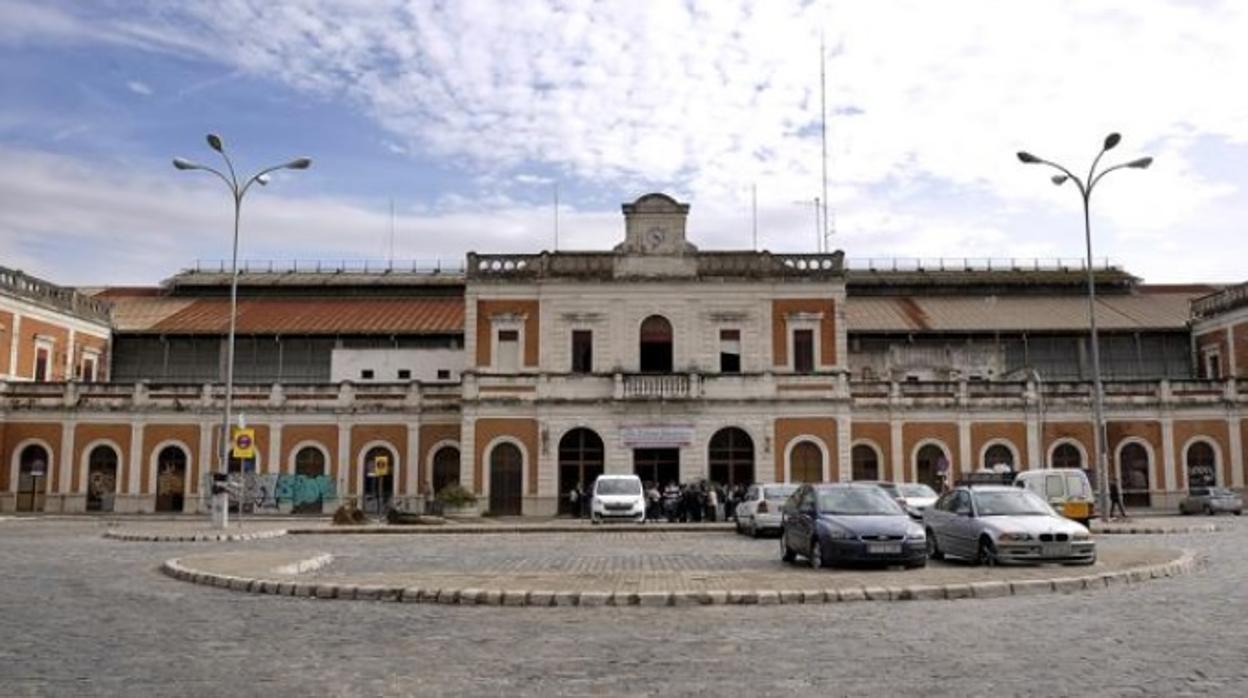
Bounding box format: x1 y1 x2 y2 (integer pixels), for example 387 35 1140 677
780 483 928 569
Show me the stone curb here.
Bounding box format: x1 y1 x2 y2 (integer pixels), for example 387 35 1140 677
160 550 1202 608
1092 524 1220 535
289 523 735 536
105 528 290 543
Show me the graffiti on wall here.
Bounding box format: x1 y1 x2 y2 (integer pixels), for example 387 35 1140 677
201 472 339 510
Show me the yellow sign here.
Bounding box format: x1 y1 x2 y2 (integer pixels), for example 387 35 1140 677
231 427 256 460
372 454 390 477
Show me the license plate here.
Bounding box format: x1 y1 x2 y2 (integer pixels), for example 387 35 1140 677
1042 542 1072 557
867 542 902 555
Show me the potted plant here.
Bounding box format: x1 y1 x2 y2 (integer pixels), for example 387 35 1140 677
435 483 481 518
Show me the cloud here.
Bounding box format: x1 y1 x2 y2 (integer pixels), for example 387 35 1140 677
126 80 153 96
3 1 1247 283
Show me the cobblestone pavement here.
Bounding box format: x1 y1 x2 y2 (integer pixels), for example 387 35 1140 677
1 518 1246 697
181 530 1177 594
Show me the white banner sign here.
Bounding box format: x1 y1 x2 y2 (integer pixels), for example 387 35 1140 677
620 424 696 448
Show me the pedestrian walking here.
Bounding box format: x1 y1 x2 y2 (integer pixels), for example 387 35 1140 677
1109 480 1127 520
569 484 581 518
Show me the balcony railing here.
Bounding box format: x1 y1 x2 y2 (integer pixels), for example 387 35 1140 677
622 373 690 399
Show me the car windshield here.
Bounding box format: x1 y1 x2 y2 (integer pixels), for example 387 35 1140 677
974 490 1053 516
899 484 937 498
1209 487 1235 497
763 485 798 501
596 479 640 496
816 487 904 515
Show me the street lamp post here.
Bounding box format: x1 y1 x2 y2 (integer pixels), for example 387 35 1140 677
1017 133 1152 522
174 134 311 529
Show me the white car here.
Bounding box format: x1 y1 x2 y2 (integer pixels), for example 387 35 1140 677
735 483 799 537
590 475 646 523
897 483 939 516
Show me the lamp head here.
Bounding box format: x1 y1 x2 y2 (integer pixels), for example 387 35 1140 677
1126 156 1153 169
172 157 197 170
285 157 312 170
1051 174 1068 186
1103 133 1122 151
1017 151 1041 164
206 133 224 152
256 174 271 186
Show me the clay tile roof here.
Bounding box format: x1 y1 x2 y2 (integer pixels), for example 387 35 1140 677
102 294 464 335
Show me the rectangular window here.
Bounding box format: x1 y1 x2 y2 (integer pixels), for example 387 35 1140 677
571 330 593 374
436 369 451 380
34 346 50 381
360 369 375 380
719 329 741 373
397 369 411 380
81 355 97 382
497 329 520 372
1205 352 1222 380
793 329 814 374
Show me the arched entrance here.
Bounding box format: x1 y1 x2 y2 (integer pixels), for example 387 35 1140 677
709 427 754 487
432 446 461 495
363 445 397 514
639 315 673 373
1119 443 1151 508
983 443 1015 471
489 442 523 515
1186 441 1217 488
791 441 824 483
558 429 603 515
851 444 879 481
155 446 187 512
292 446 327 515
86 445 118 512
1050 442 1083 469
16 444 50 512
915 444 947 492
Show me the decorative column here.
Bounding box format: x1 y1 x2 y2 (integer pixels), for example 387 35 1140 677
1228 414 1244 488
890 418 904 482
127 422 145 508
268 423 283 475
1161 416 1177 492
337 422 352 504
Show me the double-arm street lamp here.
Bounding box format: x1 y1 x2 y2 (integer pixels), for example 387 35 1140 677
174 134 311 528
1017 133 1152 521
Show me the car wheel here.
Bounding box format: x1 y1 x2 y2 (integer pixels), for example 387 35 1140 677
1204 505 1214 516
925 528 944 561
809 539 824 569
749 519 760 539
780 531 797 563
735 518 743 534
905 559 927 570
1235 510 1242 517
976 537 998 567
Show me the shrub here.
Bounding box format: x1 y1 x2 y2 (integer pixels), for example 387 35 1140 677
435 483 478 508
332 505 366 525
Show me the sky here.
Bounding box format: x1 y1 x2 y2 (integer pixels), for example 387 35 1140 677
0 0 1245 285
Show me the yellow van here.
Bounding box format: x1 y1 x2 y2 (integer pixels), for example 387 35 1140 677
1014 469 1096 525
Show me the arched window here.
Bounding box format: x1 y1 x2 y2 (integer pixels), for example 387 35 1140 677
1050 443 1083 469
915 444 947 492
155 446 187 513
709 427 754 487
489 442 523 515
16 444 50 512
432 446 461 495
292 446 327 514
363 445 397 514
1119 443 1151 507
1186 441 1217 488
983 444 1015 470
558 429 603 515
791 441 824 483
86 445 119 512
639 315 673 373
851 444 879 481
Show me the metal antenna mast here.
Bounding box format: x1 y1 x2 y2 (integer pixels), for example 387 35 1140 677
820 31 830 254
751 183 758 251
553 182 560 251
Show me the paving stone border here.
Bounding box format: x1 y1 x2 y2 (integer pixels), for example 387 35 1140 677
289 523 736 535
105 528 290 543
1093 523 1220 535
160 549 1202 608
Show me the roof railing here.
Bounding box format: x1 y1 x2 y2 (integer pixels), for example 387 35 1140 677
845 257 1117 273
1191 281 1248 319
0 265 112 322
186 259 467 275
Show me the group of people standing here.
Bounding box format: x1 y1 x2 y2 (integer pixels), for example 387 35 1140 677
644 481 746 523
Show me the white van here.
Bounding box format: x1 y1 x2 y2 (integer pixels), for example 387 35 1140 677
590 475 646 523
1014 468 1096 525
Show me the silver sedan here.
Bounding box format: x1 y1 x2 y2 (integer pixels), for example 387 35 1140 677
922 486 1095 566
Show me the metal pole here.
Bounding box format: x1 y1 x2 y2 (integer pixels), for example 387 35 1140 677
1081 192 1111 522
221 192 241 528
